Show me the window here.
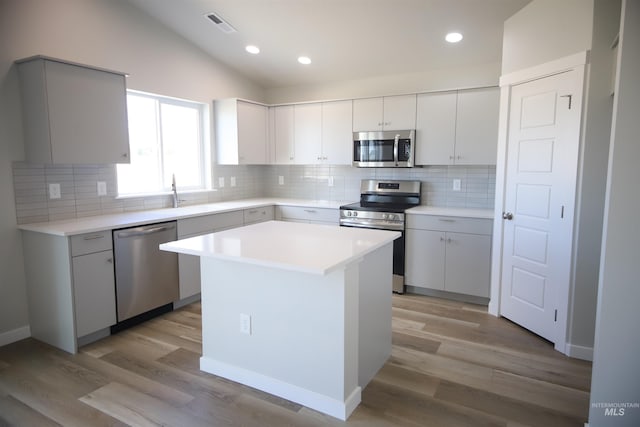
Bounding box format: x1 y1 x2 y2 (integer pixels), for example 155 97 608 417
117 91 208 195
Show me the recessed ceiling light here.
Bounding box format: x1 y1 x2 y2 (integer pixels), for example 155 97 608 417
298 56 311 65
445 32 463 43
245 45 260 54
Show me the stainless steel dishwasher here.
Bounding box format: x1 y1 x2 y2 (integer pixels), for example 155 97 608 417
113 221 179 325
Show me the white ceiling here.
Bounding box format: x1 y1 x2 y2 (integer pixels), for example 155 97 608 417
126 0 531 89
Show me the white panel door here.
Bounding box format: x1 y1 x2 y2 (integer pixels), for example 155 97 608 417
237 101 268 164
382 94 417 130
353 97 383 131
294 103 322 164
415 91 457 165
273 105 295 164
321 100 353 165
500 70 582 344
455 87 500 165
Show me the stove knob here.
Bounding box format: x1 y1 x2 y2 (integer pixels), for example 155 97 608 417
382 213 388 219
353 211 358 217
389 214 396 220
346 211 352 217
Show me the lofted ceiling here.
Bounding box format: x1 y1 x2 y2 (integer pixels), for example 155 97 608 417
125 0 531 89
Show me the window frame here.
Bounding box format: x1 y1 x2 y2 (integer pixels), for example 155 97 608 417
117 90 210 197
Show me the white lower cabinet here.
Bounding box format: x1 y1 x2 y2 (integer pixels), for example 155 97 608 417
275 205 339 225
405 215 492 298
72 250 116 337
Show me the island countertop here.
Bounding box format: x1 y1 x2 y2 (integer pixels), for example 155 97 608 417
160 220 400 276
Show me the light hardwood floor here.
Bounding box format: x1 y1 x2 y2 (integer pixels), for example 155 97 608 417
0 294 591 426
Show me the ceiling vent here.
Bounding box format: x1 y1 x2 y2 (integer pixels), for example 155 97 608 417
204 12 237 34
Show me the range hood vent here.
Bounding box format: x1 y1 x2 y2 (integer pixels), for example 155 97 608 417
205 12 237 34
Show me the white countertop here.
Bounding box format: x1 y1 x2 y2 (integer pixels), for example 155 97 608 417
160 220 401 276
17 198 350 236
406 206 494 219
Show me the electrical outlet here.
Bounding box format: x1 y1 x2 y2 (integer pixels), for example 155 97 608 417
240 313 251 335
328 176 334 187
230 176 236 187
278 176 284 185
49 183 61 199
453 179 461 191
97 181 107 196
218 177 225 188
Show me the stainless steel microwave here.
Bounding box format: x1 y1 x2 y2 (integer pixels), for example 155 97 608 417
353 130 415 167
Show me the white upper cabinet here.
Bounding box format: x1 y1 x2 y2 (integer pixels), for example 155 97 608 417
293 103 322 164
273 105 295 164
454 87 500 165
16 56 130 164
215 99 268 165
415 87 499 165
321 100 352 165
353 94 416 131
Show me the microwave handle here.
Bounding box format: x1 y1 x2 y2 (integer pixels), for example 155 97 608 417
393 134 400 166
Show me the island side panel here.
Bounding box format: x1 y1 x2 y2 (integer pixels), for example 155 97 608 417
358 243 393 387
199 257 360 419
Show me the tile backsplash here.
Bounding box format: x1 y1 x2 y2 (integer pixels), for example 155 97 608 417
12 162 495 224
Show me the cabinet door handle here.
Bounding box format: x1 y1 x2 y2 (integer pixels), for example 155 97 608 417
122 152 128 158
107 258 113 264
447 238 452 243
438 218 455 222
304 209 316 213
248 210 258 214
83 234 105 241
440 237 445 242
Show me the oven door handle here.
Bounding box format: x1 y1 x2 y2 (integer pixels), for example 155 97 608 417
393 134 399 166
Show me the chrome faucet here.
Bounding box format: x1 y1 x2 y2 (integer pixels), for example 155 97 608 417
171 174 179 208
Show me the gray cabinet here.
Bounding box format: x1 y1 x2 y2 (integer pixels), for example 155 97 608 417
21 229 117 353
16 56 130 164
415 87 499 165
405 215 492 299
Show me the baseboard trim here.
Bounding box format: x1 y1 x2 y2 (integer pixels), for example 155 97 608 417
566 343 594 361
200 356 361 420
0 325 31 347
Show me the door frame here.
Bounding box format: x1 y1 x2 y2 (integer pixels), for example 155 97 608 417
489 51 588 355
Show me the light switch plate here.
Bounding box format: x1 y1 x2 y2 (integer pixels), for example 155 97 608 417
230 176 236 187
453 179 461 191
97 181 107 196
240 313 251 335
49 183 61 199
328 176 334 187
278 176 284 185
218 177 225 188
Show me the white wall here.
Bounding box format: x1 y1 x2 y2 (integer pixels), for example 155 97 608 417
0 0 264 340
570 0 620 353
502 0 593 75
266 62 500 104
589 0 640 424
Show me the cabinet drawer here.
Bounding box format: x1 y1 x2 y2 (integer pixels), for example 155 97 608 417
178 211 243 237
244 206 275 224
407 215 492 235
276 206 339 223
71 230 112 256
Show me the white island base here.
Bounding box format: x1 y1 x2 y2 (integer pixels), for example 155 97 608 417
160 221 399 420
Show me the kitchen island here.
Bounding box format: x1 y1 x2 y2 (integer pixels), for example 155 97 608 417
160 220 400 420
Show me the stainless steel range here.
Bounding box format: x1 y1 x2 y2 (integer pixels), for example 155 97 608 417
340 179 421 293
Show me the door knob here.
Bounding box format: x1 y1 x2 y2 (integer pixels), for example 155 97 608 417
502 212 514 220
